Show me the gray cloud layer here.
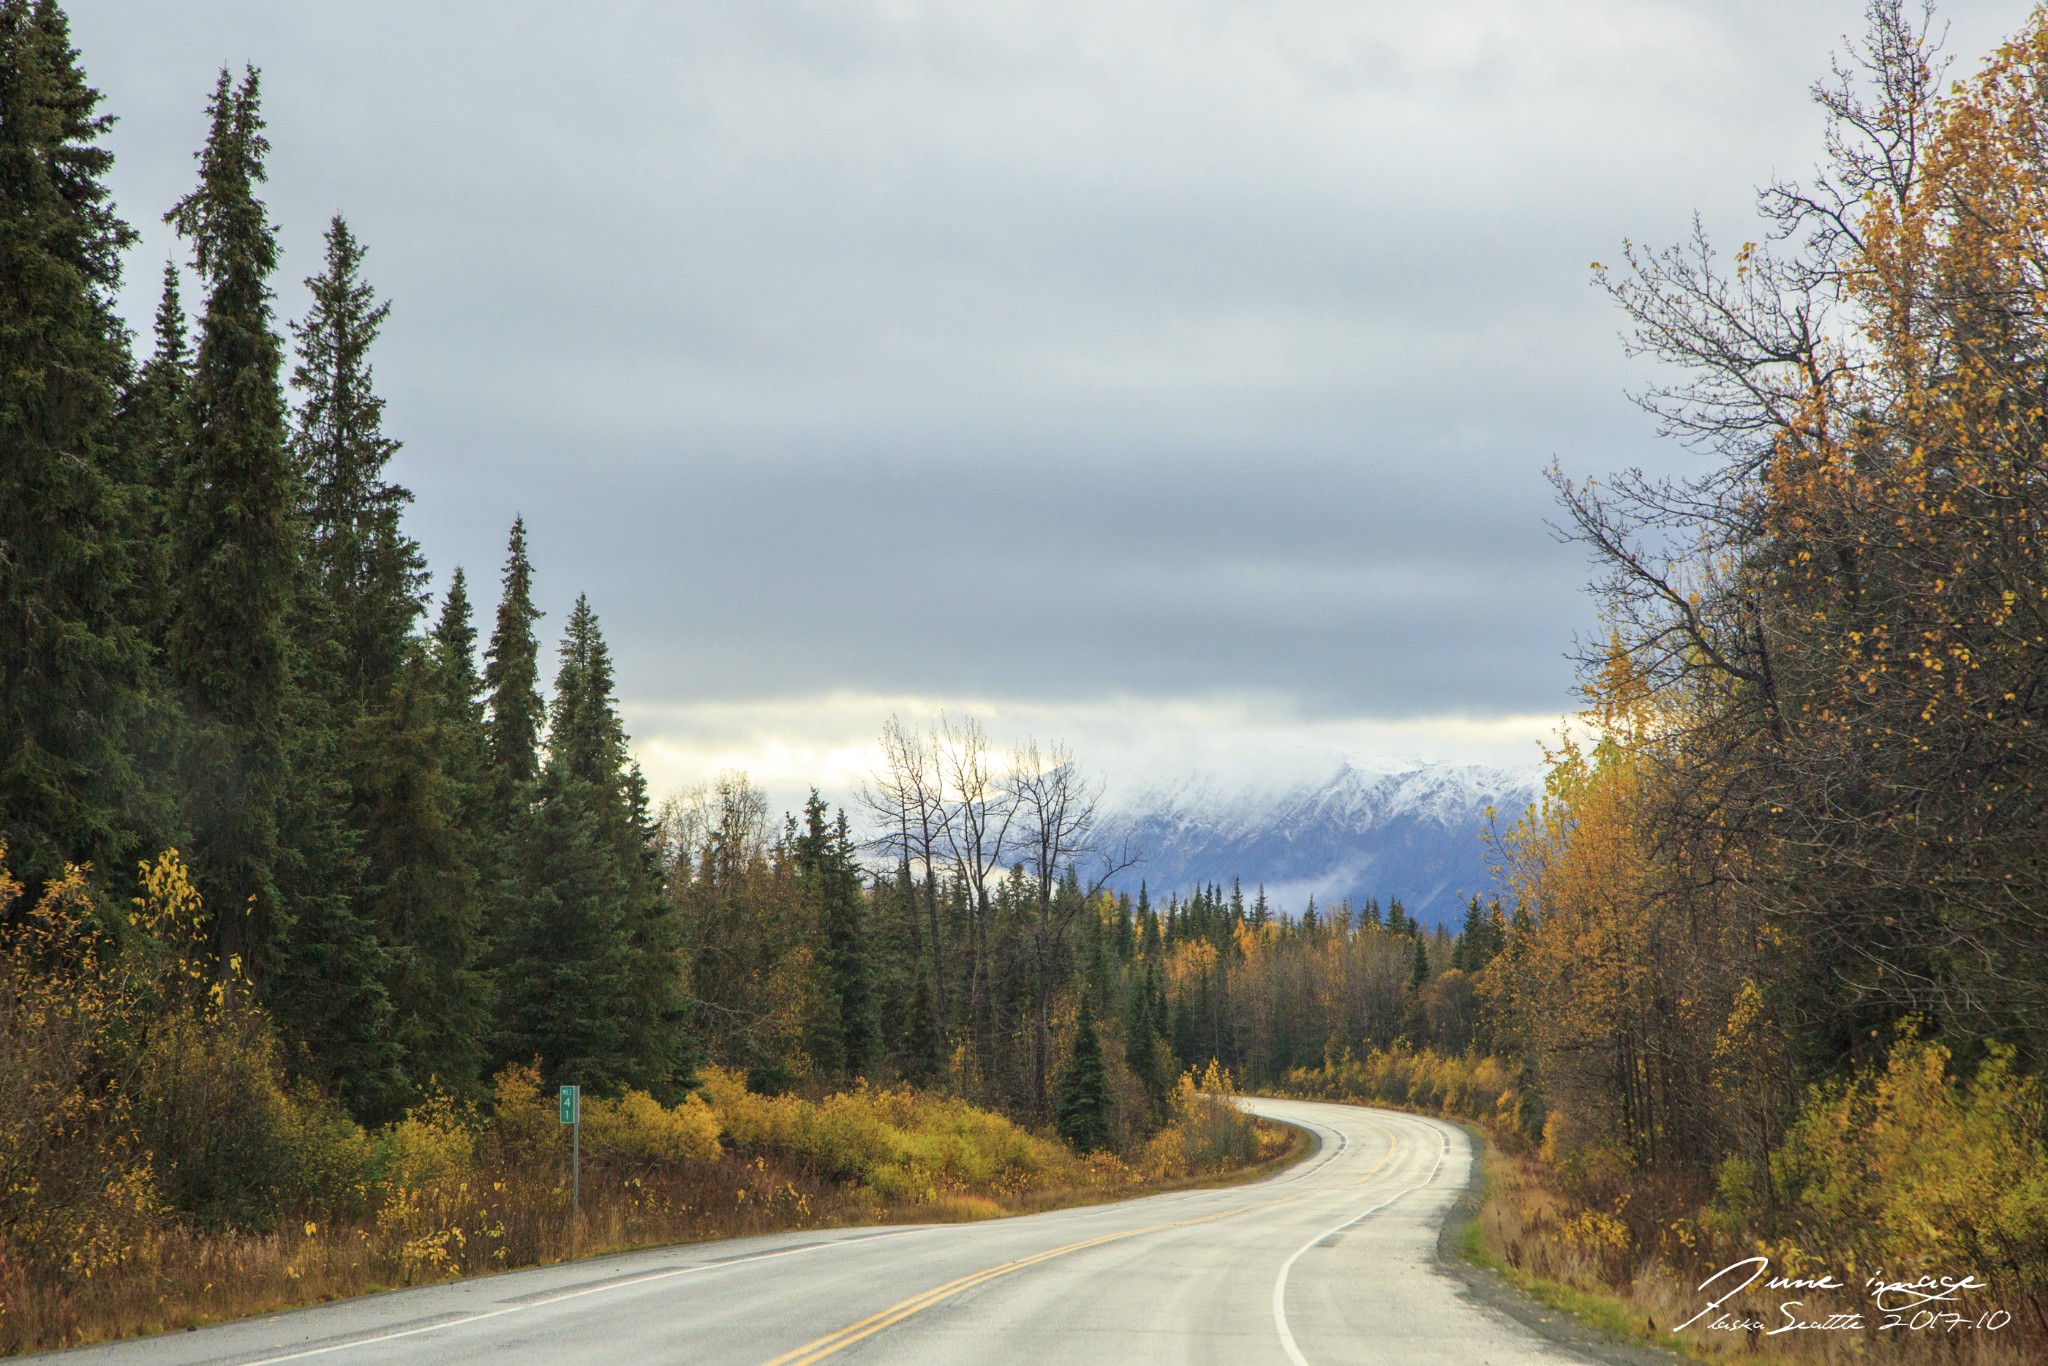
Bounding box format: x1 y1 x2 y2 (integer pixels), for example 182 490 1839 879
73 0 2031 736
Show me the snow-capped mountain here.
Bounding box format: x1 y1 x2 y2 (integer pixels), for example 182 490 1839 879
1099 761 1541 929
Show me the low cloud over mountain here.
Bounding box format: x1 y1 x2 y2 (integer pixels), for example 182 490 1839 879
1101 761 1541 928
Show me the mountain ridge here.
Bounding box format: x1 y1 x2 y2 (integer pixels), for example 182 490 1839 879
1099 760 1541 928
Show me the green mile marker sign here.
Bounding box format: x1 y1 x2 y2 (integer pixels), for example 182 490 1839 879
560 1084 582 1219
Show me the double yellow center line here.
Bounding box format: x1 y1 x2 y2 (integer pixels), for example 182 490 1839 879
760 1205 1244 1366
762 1116 1400 1366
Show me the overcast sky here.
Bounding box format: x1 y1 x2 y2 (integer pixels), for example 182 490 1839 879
74 0 2030 808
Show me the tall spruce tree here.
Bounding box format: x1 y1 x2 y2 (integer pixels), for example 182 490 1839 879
827 810 876 1078
544 597 687 1092
1123 958 1171 1122
430 568 491 852
478 524 544 1071
483 518 544 794
354 656 487 1098
621 757 693 1095
432 569 483 729
0 0 153 897
164 66 294 972
114 263 188 657
544 597 624 788
290 214 422 701
1053 999 1111 1152
794 793 876 1081
268 691 399 1116
496 598 647 1089
497 772 632 1088
288 213 482 1104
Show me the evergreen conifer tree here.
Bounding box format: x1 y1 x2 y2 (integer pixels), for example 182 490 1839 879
287 213 484 1103
1386 897 1408 935
900 969 944 1087
354 657 486 1095
794 794 877 1081
497 775 632 1088
164 66 297 974
483 518 544 792
479 522 545 1054
1122 958 1171 1122
291 214 422 701
498 597 684 1093
620 756 693 1095
114 263 188 654
430 569 492 871
433 569 483 724
269 683 401 1116
0 0 154 896
1452 897 1487 972
1053 998 1111 1152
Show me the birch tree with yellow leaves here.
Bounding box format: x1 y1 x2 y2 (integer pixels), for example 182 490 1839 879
1558 0 2048 1068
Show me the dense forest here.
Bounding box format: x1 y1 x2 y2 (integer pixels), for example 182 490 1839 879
0 22 694 1124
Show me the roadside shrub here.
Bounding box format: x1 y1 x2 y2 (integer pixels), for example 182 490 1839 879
1759 1035 2048 1300
482 1062 557 1163
582 1088 720 1163
0 857 162 1284
373 1090 476 1199
1283 1045 1520 1133
274 1082 375 1219
133 1005 298 1231
698 1065 803 1151
1141 1071 1260 1176
696 1067 1077 1197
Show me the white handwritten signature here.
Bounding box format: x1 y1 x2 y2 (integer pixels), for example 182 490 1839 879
1674 1256 2005 1337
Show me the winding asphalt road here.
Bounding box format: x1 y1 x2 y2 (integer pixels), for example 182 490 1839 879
45 1099 1607 1365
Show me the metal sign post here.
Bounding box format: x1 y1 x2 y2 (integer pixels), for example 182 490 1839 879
558 1084 581 1221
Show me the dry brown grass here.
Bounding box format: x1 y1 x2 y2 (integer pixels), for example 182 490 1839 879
1469 1138 2042 1366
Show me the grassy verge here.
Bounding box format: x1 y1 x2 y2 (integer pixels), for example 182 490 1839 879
4 1072 1302 1355
1457 1124 2036 1366
1456 1136 1695 1360
1272 1052 2039 1366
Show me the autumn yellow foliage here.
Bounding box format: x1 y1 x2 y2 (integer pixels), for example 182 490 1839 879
1744 1038 2048 1300
0 849 1295 1354
1282 1044 1521 1133
1137 1068 1270 1175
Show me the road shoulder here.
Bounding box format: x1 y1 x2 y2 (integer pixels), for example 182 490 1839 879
1433 1121 1683 1366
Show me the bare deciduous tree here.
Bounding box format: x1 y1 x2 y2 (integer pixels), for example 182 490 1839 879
859 716 951 1022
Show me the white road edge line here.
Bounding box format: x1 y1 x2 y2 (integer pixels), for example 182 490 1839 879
239 1229 925 1365
1270 1117 1451 1366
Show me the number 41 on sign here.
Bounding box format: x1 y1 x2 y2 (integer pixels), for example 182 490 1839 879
559 1084 581 1218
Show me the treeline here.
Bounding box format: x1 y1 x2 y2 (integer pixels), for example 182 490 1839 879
0 5 691 1122
678 714 1502 1149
